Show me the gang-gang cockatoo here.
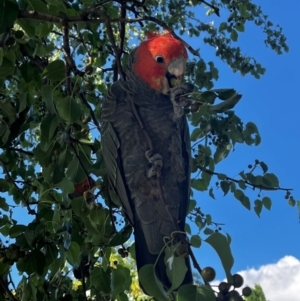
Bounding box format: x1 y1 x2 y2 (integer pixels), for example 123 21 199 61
101 32 194 293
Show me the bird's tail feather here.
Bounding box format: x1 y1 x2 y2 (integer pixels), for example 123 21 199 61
134 224 193 294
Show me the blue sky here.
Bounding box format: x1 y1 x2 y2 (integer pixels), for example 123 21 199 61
187 0 300 285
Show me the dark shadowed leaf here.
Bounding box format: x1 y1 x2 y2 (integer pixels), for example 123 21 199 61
42 60 65 80
55 96 81 123
66 241 80 267
90 266 111 293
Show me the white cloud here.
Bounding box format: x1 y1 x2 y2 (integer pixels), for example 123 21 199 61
236 256 300 301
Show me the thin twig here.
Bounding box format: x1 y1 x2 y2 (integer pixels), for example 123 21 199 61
0 29 10 47
94 10 125 80
113 16 200 56
199 0 220 17
78 93 101 134
19 10 199 57
0 276 18 301
7 147 33 156
62 21 72 95
199 167 292 192
69 143 94 189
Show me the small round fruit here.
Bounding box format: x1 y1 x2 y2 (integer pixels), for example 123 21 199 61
242 286 252 297
218 281 231 293
191 103 200 113
201 267 216 282
232 274 244 288
8 244 18 251
14 30 24 39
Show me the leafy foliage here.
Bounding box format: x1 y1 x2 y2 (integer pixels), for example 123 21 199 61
0 0 297 300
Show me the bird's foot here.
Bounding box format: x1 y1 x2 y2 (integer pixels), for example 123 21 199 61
145 150 163 178
170 83 194 119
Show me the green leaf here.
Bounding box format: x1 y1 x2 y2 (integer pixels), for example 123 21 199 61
0 180 9 193
238 180 246 189
66 241 80 267
117 292 129 301
42 60 66 81
217 173 227 180
164 247 188 291
214 88 236 100
190 128 203 141
40 115 59 146
0 197 9 211
234 189 250 210
44 242 58 267
9 224 26 237
71 196 89 217
108 224 132 247
111 268 126 300
187 199 197 214
220 181 230 196
26 249 46 275
288 197 296 207
191 178 208 191
139 264 169 301
219 22 227 32
230 29 238 41
235 23 245 32
0 57 15 78
205 232 234 280
209 187 215 199
41 85 57 114
90 266 111 293
0 0 19 34
66 151 92 183
190 235 201 248
203 228 214 235
177 284 215 301
254 199 262 217
263 173 279 188
260 161 268 173
89 206 107 226
210 92 242 113
55 96 81 123
262 196 272 210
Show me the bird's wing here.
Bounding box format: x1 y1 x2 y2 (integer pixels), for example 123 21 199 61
179 114 191 230
101 81 134 225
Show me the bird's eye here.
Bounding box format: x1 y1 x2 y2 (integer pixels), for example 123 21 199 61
155 56 164 63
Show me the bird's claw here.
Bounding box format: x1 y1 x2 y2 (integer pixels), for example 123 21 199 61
170 83 194 119
145 150 163 178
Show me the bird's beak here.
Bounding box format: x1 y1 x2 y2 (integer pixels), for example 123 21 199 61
161 56 186 94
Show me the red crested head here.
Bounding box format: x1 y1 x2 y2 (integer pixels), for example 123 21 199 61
133 32 188 94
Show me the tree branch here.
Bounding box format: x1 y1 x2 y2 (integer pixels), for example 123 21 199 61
7 147 33 156
0 277 18 301
18 10 199 57
112 16 200 56
199 0 220 17
78 93 101 135
199 167 293 192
